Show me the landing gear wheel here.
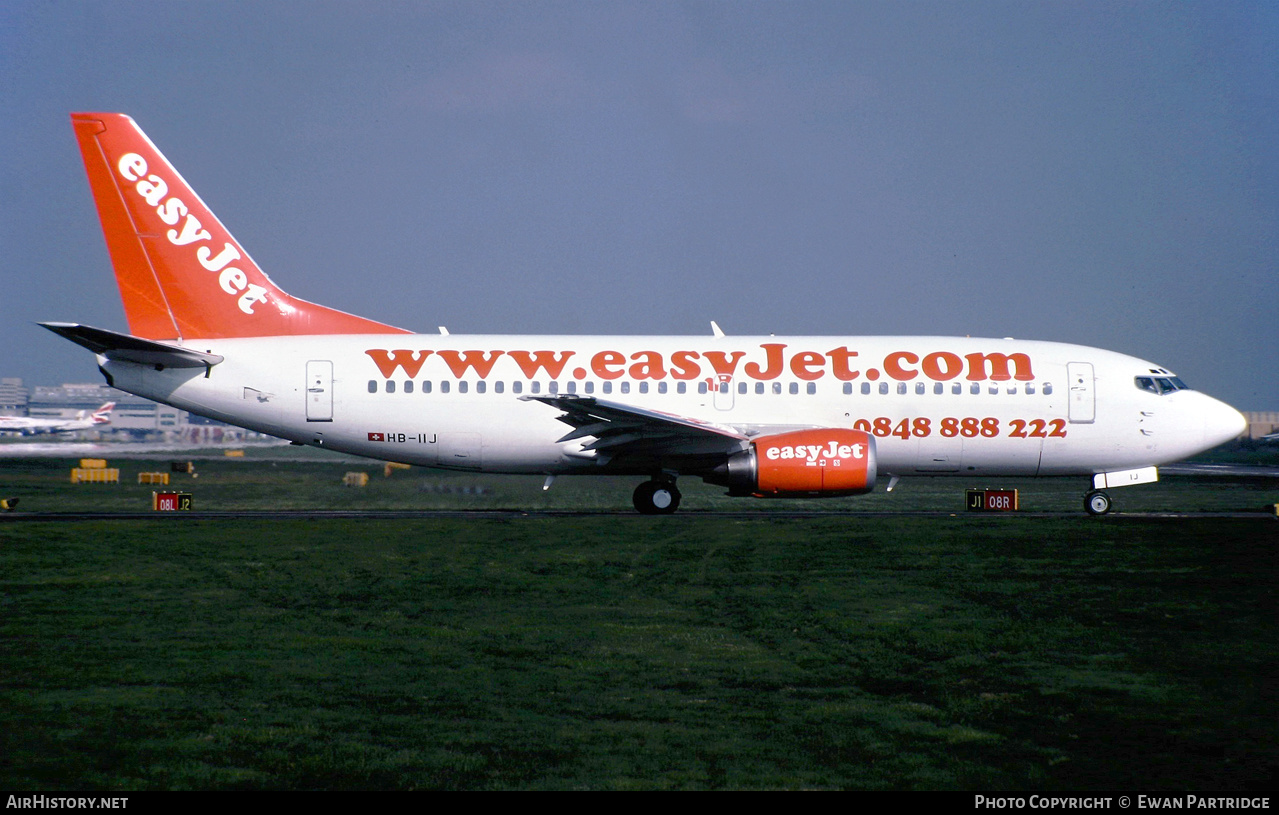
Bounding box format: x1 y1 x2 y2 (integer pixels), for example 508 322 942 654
633 480 681 515
1085 490 1112 516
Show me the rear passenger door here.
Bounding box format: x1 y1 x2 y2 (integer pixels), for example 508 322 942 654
306 360 333 422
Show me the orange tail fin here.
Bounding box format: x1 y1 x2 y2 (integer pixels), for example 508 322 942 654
71 113 409 340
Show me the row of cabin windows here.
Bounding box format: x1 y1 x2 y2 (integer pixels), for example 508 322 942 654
369 379 692 396
846 381 1052 396
368 379 1054 397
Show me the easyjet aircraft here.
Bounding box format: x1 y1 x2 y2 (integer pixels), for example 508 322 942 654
44 113 1247 514
0 402 114 436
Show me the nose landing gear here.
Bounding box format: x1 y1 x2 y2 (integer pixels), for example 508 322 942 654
633 479 682 515
1085 490 1112 516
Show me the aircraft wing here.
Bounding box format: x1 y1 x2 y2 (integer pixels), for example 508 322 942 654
40 323 224 370
520 394 749 463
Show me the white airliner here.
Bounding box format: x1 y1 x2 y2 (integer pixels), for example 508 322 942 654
43 113 1247 514
0 402 114 436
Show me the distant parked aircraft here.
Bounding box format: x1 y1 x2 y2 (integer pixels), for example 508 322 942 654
0 402 114 436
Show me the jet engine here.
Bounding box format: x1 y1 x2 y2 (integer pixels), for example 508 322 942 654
708 428 877 497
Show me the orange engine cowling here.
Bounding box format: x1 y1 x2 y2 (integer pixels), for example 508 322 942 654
708 428 877 497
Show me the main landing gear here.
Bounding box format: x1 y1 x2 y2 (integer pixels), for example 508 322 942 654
1085 490 1112 516
633 479 681 515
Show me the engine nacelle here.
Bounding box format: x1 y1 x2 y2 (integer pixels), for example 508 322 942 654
709 428 877 497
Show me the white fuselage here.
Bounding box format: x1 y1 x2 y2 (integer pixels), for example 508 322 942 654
99 334 1245 482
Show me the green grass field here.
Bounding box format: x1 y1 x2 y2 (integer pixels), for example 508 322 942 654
0 453 1276 789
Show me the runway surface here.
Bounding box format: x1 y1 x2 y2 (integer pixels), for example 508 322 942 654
1160 463 1279 478
2 509 1274 522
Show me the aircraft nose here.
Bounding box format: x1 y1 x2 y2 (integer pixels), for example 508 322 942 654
1204 399 1248 448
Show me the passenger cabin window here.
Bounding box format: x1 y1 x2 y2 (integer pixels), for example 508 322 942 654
368 380 377 394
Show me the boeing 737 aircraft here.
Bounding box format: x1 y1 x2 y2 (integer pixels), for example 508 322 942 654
43 113 1247 514
0 402 114 436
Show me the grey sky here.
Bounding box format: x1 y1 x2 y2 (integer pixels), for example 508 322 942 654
2 1 1275 408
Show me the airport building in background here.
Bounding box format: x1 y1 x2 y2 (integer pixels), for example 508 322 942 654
1 378 270 442
0 378 29 415
1245 412 1279 441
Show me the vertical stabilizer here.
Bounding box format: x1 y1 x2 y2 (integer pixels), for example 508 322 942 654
71 113 409 340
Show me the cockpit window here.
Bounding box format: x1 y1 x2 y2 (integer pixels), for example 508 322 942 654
1135 376 1189 395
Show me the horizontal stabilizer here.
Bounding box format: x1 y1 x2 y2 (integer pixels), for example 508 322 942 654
39 322 224 369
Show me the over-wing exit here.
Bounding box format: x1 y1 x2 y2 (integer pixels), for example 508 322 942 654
45 113 1246 514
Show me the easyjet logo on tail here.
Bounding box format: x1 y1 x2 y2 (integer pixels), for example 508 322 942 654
365 344 1036 384
115 153 269 316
